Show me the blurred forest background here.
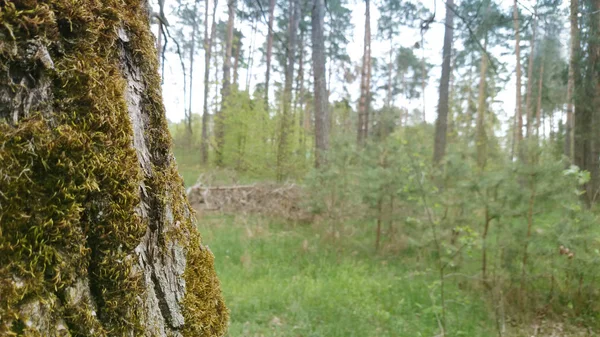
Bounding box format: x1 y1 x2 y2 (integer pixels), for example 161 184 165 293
152 0 600 335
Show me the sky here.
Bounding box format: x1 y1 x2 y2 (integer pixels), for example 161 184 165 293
153 0 568 136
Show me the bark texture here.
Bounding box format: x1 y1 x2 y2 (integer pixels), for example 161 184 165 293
433 0 454 164
0 1 228 336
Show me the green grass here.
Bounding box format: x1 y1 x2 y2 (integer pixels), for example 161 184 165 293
198 215 500 337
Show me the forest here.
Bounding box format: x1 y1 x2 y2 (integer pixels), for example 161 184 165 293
161 0 600 334
0 0 599 336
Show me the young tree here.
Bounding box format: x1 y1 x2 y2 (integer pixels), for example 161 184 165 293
312 0 330 166
433 0 455 164
0 1 227 335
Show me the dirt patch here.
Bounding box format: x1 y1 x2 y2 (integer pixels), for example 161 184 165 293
187 183 311 221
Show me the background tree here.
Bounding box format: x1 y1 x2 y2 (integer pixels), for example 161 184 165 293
312 0 330 166
357 0 372 145
433 0 455 164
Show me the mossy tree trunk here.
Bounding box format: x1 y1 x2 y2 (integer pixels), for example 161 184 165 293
0 1 228 336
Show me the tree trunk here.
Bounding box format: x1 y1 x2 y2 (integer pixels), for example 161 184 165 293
233 35 241 87
187 0 200 136
575 0 600 205
297 28 306 145
386 36 393 108
564 0 578 160
277 0 301 181
357 0 371 145
476 38 489 169
536 60 544 137
465 57 475 137
312 0 330 167
513 0 523 151
0 1 228 336
433 0 454 164
202 0 220 164
265 0 276 108
525 4 538 138
215 0 236 166
421 40 427 123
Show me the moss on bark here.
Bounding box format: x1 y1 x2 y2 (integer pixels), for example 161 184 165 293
0 1 228 335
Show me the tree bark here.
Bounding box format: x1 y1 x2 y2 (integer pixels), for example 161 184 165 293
312 0 330 167
433 0 454 164
357 0 371 145
202 0 220 164
215 0 236 166
0 1 228 336
265 0 276 108
564 0 578 160
525 4 538 138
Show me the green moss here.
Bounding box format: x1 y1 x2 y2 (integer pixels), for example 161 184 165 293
0 0 227 336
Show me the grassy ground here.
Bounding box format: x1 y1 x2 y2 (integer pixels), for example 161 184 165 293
198 214 502 337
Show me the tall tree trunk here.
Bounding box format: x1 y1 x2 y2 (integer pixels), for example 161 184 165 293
565 0 578 160
215 0 236 166
277 0 301 181
536 60 544 137
0 1 228 336
187 0 200 136
312 0 330 167
525 4 538 138
433 0 454 164
297 28 306 144
513 0 523 151
386 36 393 108
201 0 219 164
465 57 475 137
233 36 241 87
584 0 600 203
476 38 489 169
421 38 427 123
265 0 276 108
357 0 371 145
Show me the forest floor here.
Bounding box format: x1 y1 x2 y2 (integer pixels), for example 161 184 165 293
197 214 595 337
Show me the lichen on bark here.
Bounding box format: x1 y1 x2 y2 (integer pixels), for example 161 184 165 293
0 1 228 336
